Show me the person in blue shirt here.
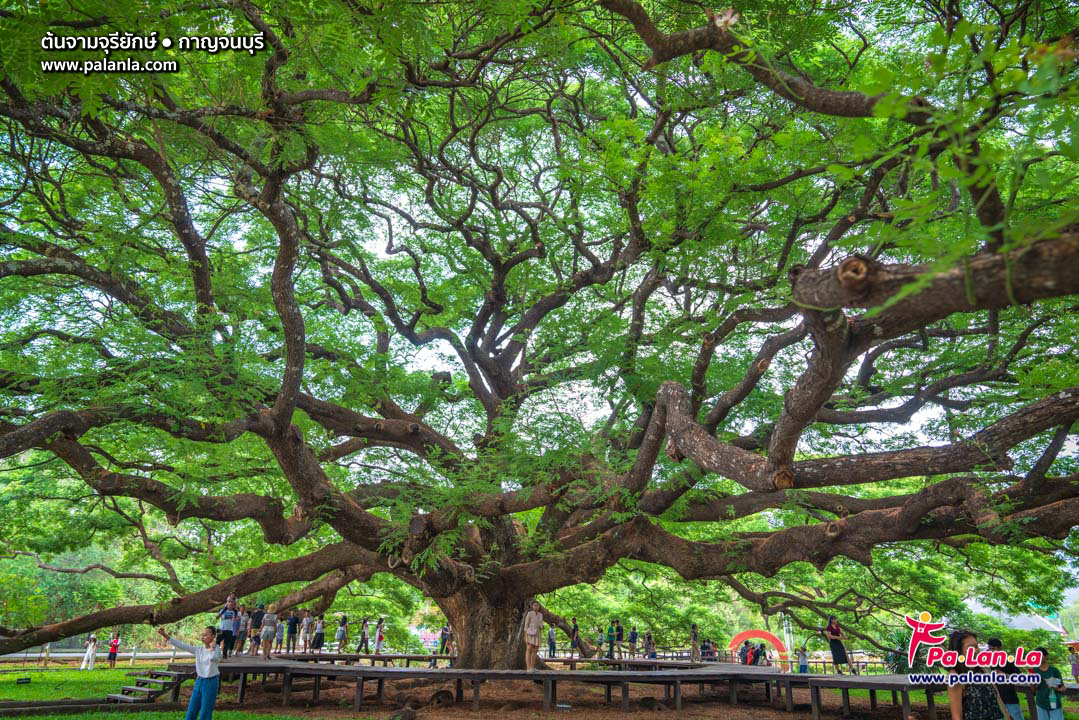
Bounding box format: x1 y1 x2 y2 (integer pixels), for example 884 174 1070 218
215 600 237 658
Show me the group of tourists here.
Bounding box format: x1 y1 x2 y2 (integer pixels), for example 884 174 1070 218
334 614 388 655
210 592 389 659
213 596 291 659
736 639 774 666
946 631 1067 720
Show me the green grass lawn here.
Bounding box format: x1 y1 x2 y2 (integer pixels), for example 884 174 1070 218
0 668 136 702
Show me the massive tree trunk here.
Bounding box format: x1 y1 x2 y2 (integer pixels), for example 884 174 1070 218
437 586 531 669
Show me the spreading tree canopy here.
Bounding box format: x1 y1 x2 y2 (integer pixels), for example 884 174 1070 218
1 0 1077 667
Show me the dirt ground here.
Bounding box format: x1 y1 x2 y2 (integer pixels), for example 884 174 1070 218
208 675 936 719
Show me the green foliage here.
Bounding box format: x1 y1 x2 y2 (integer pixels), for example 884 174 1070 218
0 0 1076 664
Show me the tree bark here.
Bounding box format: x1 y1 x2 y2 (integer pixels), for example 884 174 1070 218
437 586 532 669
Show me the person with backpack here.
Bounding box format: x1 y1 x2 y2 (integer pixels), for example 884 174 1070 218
628 626 638 658
248 604 265 656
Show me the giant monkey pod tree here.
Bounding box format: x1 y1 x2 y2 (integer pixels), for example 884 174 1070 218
0 0 1078 668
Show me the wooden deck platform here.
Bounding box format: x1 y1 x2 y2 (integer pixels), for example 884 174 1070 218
170 656 782 712
167 656 1065 717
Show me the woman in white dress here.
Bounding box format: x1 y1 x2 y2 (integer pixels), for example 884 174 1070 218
80 634 97 670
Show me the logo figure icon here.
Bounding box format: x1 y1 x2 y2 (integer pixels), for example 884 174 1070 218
905 611 946 667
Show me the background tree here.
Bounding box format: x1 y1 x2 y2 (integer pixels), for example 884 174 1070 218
0 0 1077 668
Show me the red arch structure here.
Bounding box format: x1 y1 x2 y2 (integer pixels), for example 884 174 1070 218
728 629 790 670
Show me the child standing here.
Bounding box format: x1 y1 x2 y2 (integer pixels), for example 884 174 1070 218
796 646 809 674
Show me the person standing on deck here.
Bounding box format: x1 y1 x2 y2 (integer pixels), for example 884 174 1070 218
157 625 221 720
312 614 326 655
437 624 448 655
523 600 544 671
286 610 300 653
334 615 348 652
547 624 557 658
273 616 284 653
606 620 616 660
259 607 279 660
824 616 855 674
248 604 265 656
796 646 809 674
235 605 249 655
300 609 313 653
357 617 371 654
628 626 638 658
216 600 236 659
569 619 580 658
374 618 385 655
689 624 701 662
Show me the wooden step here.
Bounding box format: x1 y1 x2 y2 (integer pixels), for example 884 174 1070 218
132 677 170 686
150 670 190 677
120 686 156 695
107 694 149 703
